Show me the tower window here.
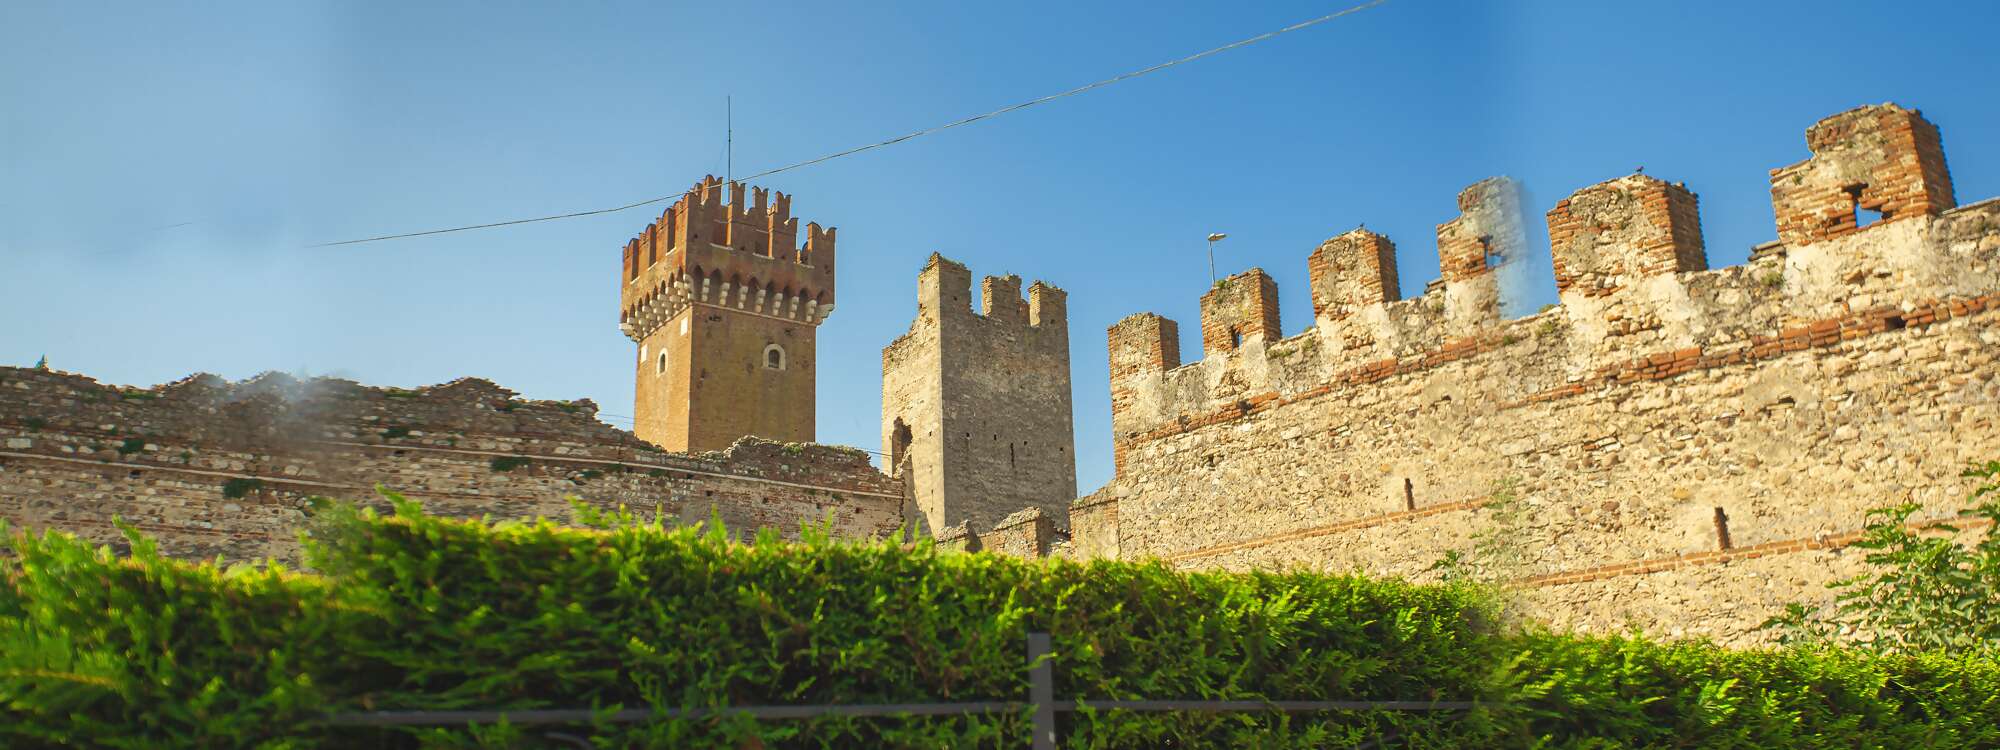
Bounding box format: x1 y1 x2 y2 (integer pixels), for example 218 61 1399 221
763 344 787 371
657 351 668 374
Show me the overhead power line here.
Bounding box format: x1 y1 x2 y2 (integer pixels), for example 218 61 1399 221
310 0 1391 248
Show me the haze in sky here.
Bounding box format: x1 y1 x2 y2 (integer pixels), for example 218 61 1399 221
4 0 1996 493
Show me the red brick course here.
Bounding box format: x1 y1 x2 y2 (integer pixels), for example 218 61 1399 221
1122 294 2000 449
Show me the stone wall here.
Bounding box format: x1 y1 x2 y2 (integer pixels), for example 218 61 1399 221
1083 103 2000 646
0 368 904 563
935 506 1060 559
883 254 1077 534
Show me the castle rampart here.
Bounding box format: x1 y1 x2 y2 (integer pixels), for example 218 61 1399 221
883 254 1076 534
0 367 902 562
1085 103 2000 645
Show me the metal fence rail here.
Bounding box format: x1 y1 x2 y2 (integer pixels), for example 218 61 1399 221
326 633 1485 749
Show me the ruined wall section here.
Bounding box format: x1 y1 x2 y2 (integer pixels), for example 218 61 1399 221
1085 103 2000 645
1771 104 1955 246
0 369 903 563
884 254 1076 534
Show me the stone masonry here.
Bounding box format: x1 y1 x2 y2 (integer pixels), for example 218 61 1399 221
5 102 1995 651
1075 103 2000 646
619 176 837 452
882 254 1077 535
0 367 902 563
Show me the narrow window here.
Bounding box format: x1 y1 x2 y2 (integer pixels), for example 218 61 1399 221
657 351 668 374
1713 507 1733 551
763 344 786 371
1229 329 1243 348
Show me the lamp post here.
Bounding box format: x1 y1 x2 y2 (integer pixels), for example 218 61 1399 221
1206 232 1227 282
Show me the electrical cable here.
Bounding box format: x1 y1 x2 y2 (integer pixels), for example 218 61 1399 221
307 0 1390 248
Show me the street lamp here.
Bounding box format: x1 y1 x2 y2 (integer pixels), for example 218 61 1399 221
1206 233 1227 282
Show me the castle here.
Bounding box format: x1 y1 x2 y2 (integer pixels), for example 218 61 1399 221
3 103 1996 645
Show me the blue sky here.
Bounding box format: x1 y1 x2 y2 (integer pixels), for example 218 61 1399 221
4 1 1996 494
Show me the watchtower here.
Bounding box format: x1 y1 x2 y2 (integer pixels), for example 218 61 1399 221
618 176 837 452
882 254 1075 533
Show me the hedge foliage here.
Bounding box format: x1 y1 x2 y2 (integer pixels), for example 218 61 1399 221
3 493 1998 748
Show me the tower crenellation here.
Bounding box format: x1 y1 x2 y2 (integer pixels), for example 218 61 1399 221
1199 268 1280 355
980 274 1027 323
1770 103 1954 246
883 253 1075 534
620 176 838 452
1028 281 1067 331
619 176 836 346
1308 228 1400 325
1549 174 1707 299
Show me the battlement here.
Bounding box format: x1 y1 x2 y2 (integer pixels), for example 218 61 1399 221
1106 103 1992 462
909 252 1067 333
1200 269 1280 355
1084 103 1999 646
1550 174 1706 297
1771 103 1954 246
618 176 837 343
1308 229 1400 324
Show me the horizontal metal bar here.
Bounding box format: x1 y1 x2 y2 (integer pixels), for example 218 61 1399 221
326 699 1482 727
326 702 1027 727
1072 700 1479 713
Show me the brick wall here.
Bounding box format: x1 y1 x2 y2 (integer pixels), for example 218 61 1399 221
0 369 903 563
1549 175 1706 297
1308 229 1400 323
1199 268 1281 355
1770 103 1955 246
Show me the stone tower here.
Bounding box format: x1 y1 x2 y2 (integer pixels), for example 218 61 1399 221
618 176 836 452
882 254 1075 534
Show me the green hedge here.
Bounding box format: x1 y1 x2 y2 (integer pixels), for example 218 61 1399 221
3 494 1997 748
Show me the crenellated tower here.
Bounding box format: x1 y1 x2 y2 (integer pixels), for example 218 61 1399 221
882 254 1075 534
617 176 837 452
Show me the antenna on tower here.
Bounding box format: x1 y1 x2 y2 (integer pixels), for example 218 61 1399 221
726 95 733 188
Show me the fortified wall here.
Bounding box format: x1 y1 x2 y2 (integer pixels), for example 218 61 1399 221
882 254 1076 536
0 367 903 563
1076 103 2000 644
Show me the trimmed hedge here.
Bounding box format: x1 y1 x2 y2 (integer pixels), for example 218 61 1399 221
3 494 1998 748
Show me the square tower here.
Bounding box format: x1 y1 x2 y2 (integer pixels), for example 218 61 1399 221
882 254 1076 533
618 176 837 452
